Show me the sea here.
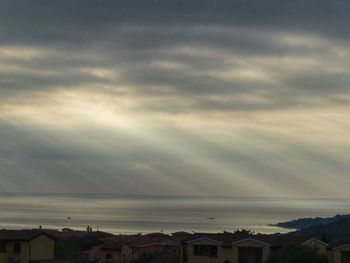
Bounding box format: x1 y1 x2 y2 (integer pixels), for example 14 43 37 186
0 193 349 235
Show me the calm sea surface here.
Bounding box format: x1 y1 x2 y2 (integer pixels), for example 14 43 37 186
0 193 349 234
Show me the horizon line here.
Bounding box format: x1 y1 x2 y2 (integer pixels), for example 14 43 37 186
0 191 349 201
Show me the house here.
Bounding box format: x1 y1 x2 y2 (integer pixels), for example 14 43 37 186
84 232 182 263
260 235 328 255
180 233 328 263
301 237 328 255
0 230 55 263
128 240 180 259
181 234 270 263
328 240 350 263
83 241 132 263
127 232 181 259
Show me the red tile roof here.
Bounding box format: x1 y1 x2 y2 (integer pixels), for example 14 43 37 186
0 230 56 241
180 233 323 248
328 240 350 249
100 241 126 250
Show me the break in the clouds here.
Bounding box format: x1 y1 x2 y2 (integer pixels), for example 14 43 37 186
0 0 350 197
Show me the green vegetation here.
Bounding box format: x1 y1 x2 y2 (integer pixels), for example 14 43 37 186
320 232 332 244
222 229 255 235
55 234 109 263
55 237 86 263
233 229 255 235
265 245 329 263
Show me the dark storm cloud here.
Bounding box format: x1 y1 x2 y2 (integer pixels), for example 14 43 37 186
0 0 350 44
0 0 349 111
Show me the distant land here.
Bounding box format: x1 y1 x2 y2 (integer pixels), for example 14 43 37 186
288 217 350 242
274 214 350 229
274 214 350 242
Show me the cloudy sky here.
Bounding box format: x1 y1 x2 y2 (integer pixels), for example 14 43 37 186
0 0 349 197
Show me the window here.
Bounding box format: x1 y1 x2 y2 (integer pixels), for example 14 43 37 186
193 245 218 257
13 243 21 253
0 242 7 253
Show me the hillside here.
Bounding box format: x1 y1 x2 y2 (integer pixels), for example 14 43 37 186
274 214 350 229
288 217 350 242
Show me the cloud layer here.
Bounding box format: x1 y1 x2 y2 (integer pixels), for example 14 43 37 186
0 1 349 197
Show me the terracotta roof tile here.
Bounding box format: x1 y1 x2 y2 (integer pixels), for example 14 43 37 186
328 240 350 249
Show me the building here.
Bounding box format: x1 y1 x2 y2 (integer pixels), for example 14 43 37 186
328 241 350 263
180 233 328 263
0 230 55 263
84 241 132 263
84 232 181 263
129 240 180 259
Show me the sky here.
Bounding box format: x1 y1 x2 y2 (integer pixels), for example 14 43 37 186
0 0 350 197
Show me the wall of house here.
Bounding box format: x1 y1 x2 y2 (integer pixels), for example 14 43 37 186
235 240 270 263
19 242 30 263
303 239 327 255
164 245 180 255
86 245 103 261
186 240 223 263
30 235 55 261
328 250 342 263
0 243 9 263
328 246 350 263
86 244 132 263
182 240 271 263
341 251 350 263
121 244 133 262
0 253 7 263
262 247 271 262
0 236 55 263
232 247 238 263
137 245 164 255
238 247 256 263
220 246 235 263
130 245 163 261
184 241 242 263
88 246 122 262
1 241 31 263
100 249 122 262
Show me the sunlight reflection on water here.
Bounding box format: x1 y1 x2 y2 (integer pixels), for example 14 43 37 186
0 193 349 234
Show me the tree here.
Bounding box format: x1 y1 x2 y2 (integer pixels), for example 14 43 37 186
233 229 255 235
265 245 329 263
86 225 93 232
321 232 332 244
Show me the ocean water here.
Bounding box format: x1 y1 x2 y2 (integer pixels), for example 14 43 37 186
0 193 349 234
